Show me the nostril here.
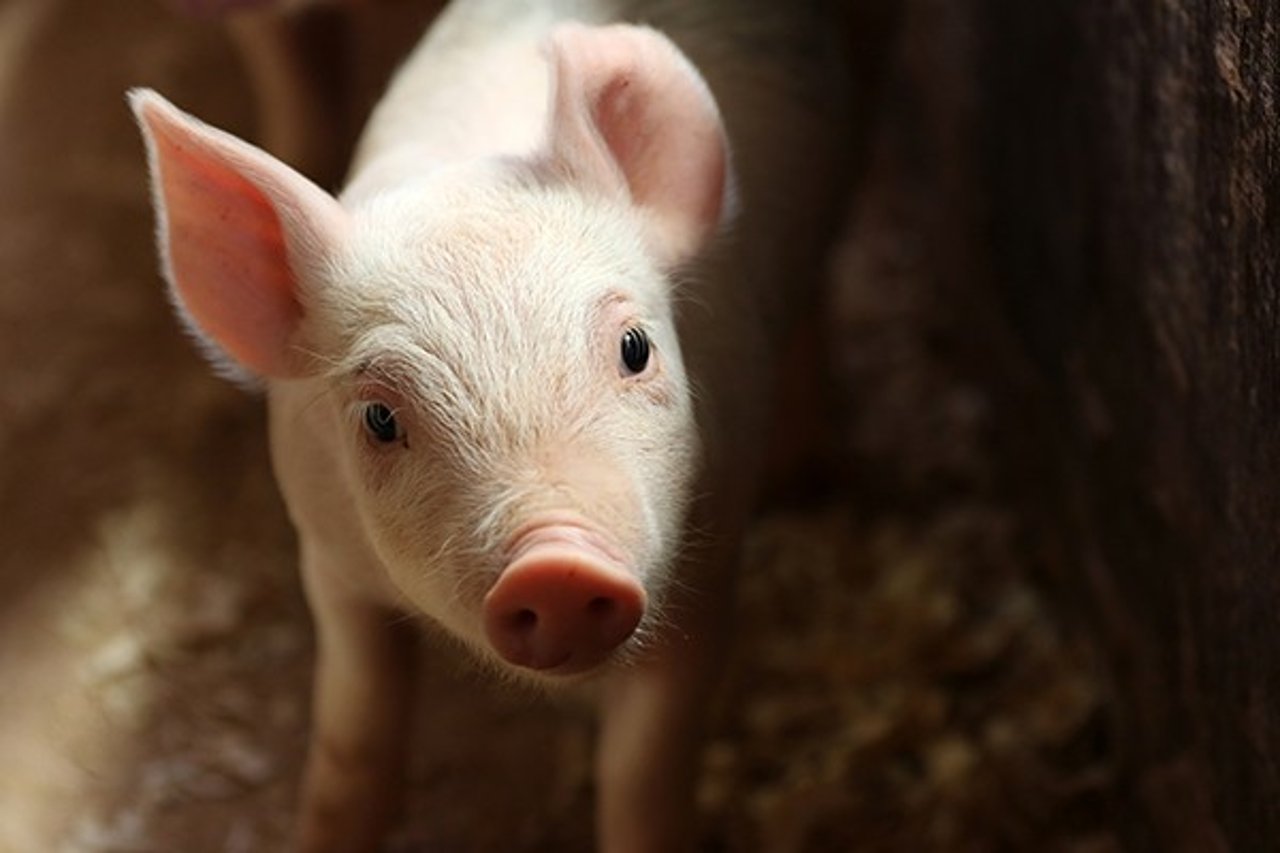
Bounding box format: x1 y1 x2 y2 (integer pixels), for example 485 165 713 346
483 541 648 673
509 608 538 633
586 596 615 618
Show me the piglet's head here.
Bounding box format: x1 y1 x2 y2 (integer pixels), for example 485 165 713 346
131 23 731 681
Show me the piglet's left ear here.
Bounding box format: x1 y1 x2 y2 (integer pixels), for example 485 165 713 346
545 23 732 266
130 88 347 379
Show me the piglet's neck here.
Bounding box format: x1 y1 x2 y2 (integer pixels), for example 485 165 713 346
340 12 565 204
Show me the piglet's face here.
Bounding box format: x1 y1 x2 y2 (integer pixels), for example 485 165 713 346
320 165 700 674
131 23 730 679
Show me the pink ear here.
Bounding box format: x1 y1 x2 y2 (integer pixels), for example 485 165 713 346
129 89 347 378
545 24 732 265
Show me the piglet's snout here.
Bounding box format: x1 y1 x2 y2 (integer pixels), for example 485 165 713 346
483 527 645 674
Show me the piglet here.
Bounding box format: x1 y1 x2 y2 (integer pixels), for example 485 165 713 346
131 0 847 849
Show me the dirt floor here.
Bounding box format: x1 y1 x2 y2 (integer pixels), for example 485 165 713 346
0 1 1116 850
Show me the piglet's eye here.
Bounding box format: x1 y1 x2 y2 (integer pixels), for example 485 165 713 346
620 327 651 375
363 402 401 444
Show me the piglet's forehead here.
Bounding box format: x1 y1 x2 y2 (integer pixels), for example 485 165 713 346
342 165 656 283
329 187 666 333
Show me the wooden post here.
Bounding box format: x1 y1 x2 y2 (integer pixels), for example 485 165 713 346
974 2 1279 848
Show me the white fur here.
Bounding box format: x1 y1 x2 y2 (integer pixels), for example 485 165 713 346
278 159 697 661
136 0 847 848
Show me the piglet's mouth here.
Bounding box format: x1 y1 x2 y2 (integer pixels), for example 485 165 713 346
483 519 646 675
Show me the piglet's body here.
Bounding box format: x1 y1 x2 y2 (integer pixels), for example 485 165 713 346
133 1 847 849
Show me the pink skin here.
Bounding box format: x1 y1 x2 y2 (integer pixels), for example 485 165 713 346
484 524 647 673
132 19 722 845
131 19 721 847
130 3 848 848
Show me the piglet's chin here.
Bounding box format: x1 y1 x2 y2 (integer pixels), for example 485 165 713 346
483 524 647 676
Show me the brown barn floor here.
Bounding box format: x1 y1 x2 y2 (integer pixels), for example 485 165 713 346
0 1 1115 850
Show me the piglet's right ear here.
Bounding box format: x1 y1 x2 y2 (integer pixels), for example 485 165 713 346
129 88 348 379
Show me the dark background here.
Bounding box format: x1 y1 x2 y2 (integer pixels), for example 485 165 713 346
0 0 1274 849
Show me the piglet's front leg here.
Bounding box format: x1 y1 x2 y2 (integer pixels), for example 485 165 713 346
596 659 708 853
295 547 416 853
595 547 735 853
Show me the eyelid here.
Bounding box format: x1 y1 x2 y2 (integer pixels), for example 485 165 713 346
349 373 412 435
353 369 405 401
353 398 403 417
597 294 652 344
596 290 639 323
